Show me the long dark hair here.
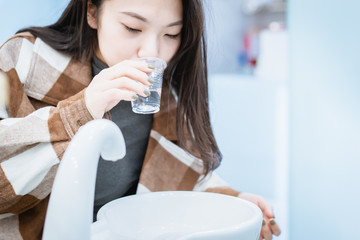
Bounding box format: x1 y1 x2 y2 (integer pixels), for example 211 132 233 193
18 0 222 175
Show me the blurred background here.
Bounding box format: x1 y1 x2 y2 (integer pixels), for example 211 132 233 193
1 0 360 239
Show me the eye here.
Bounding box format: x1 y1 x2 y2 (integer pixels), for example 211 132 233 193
165 33 180 39
123 24 141 33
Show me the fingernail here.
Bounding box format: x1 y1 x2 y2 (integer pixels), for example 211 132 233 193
132 94 139 100
148 64 155 69
148 77 154 84
270 219 276 226
144 89 150 97
262 220 266 226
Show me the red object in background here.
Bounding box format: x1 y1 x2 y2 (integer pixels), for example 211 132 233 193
244 33 251 53
243 31 259 69
249 58 257 67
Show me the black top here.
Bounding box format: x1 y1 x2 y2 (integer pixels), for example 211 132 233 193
91 56 153 220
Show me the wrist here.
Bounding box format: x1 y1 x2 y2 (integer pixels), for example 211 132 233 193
84 89 103 119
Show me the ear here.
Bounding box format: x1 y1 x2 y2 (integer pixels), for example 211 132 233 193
87 1 98 29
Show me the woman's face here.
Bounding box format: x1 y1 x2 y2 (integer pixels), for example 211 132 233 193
88 0 183 66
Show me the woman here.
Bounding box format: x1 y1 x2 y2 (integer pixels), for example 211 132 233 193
0 0 281 239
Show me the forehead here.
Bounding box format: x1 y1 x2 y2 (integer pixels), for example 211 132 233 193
102 0 183 21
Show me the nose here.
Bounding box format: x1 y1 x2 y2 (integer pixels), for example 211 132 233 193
137 34 159 58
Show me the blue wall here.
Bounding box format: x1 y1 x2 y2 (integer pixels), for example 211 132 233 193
0 0 69 44
289 0 360 239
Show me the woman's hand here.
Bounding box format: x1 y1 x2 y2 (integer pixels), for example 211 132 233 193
238 192 281 240
85 59 154 119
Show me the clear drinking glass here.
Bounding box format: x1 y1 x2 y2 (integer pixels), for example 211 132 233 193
131 57 167 114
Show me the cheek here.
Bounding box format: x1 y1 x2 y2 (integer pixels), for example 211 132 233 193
97 26 136 66
161 40 181 63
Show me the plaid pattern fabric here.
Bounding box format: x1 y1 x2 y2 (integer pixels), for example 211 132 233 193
0 33 239 239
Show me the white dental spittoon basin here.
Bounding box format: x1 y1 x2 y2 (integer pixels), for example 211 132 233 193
42 119 263 240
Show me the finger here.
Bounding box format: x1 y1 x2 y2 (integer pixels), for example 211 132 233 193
258 220 265 240
105 88 138 103
103 60 153 85
261 220 273 240
117 59 154 73
106 77 149 97
257 198 274 219
269 218 281 236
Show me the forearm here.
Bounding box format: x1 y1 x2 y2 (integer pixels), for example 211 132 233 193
0 89 93 214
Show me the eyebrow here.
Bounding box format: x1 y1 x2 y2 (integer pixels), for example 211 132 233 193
120 11 183 27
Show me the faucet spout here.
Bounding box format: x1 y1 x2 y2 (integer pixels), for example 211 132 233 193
43 119 126 240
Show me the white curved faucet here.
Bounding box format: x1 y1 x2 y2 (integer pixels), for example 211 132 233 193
43 119 126 240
